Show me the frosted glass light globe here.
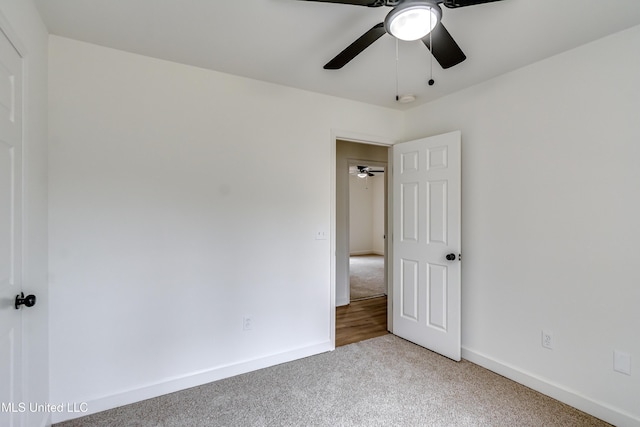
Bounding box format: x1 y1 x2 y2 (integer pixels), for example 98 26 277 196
385 4 440 42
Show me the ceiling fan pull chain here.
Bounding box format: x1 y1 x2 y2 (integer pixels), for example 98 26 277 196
395 38 399 101
428 8 435 86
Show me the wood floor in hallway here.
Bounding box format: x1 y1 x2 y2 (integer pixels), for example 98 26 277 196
335 296 388 347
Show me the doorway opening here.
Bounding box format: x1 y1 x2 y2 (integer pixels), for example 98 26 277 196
335 139 390 347
348 164 385 302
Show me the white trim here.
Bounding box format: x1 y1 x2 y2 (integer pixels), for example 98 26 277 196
52 341 333 424
336 296 350 307
349 250 377 256
329 131 337 339
462 347 640 427
349 251 385 256
331 129 396 147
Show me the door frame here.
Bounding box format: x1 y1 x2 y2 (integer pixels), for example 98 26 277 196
330 130 396 347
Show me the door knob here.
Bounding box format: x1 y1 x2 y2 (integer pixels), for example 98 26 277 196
446 253 456 261
15 292 36 309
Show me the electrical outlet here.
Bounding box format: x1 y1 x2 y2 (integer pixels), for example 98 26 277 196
243 316 253 331
315 230 327 240
613 350 631 375
542 330 553 349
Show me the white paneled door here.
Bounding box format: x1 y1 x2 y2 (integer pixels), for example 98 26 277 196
0 28 24 426
392 132 461 361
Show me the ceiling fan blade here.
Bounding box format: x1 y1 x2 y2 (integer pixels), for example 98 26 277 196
297 0 385 6
324 23 386 70
421 22 466 69
442 0 503 8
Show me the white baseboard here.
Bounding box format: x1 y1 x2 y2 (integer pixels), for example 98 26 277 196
349 250 372 256
336 296 350 307
349 251 384 256
51 341 333 424
462 346 640 427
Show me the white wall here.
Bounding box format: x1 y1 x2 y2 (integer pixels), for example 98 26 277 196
404 25 640 426
0 2 49 427
47 36 403 422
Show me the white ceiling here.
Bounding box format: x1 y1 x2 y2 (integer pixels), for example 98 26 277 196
34 0 640 110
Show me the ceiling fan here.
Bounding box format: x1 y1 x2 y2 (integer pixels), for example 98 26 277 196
352 165 385 178
299 0 504 70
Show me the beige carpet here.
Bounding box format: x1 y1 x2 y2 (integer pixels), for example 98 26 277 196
56 335 610 426
350 254 385 301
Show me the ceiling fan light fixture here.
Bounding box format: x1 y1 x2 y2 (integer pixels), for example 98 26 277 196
384 2 441 42
357 173 368 178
